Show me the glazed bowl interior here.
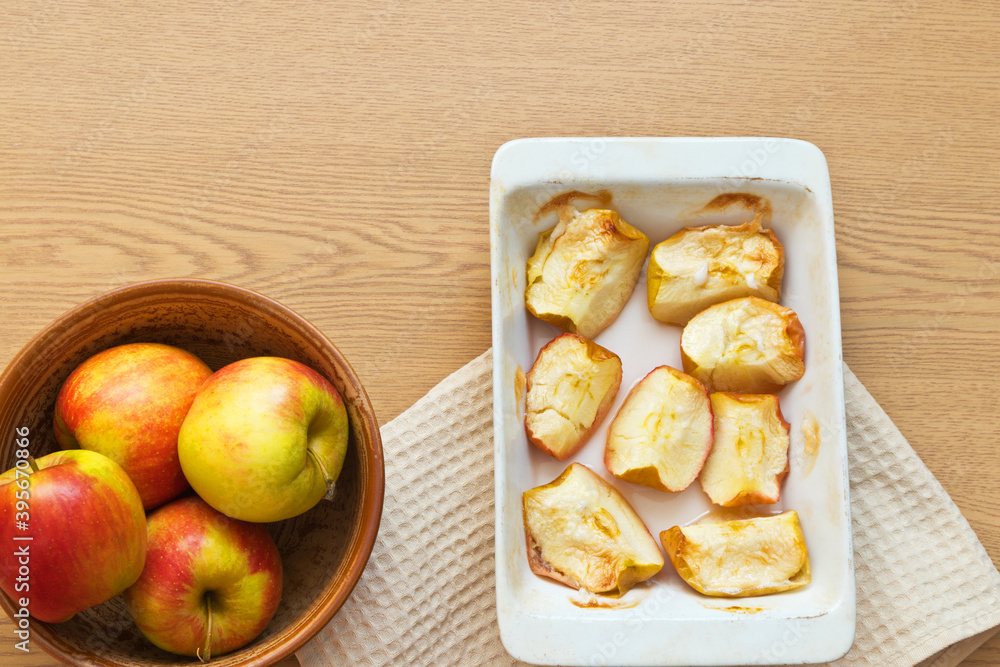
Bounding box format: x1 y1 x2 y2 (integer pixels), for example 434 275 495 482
0 279 384 667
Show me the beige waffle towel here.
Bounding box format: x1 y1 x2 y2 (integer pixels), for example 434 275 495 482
297 350 1000 667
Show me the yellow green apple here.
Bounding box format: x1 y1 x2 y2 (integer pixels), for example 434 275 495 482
178 356 349 523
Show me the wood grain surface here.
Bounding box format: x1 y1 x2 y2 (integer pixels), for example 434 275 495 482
2 1 999 665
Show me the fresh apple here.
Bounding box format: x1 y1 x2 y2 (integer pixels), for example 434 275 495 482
605 366 713 492
524 333 622 460
680 296 806 393
522 463 663 597
699 393 790 506
178 356 348 523
124 496 282 659
661 510 811 597
53 342 213 510
525 208 650 339
0 450 146 623
647 220 784 325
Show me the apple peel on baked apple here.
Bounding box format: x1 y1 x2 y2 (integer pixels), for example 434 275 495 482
681 296 805 393
525 334 622 460
699 392 790 506
525 208 650 339
647 220 784 326
522 463 663 597
660 510 811 597
605 366 713 492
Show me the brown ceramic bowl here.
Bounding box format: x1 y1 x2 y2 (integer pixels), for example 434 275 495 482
0 279 384 666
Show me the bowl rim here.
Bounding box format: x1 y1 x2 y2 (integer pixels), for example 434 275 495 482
0 277 385 667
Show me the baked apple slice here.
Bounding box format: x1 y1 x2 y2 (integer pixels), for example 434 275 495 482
660 510 810 597
680 296 805 393
525 334 623 460
646 220 784 325
605 366 713 492
522 463 664 597
699 393 790 506
525 208 650 339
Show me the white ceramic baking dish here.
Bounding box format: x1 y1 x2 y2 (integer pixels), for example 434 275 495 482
490 137 855 666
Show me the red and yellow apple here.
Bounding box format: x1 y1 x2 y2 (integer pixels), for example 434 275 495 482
0 450 146 623
54 342 213 510
178 357 349 523
124 496 282 659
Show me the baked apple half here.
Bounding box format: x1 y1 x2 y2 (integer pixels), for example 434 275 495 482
699 393 790 506
660 510 811 597
522 463 664 597
646 220 784 325
525 334 623 460
605 366 713 492
680 296 805 393
525 208 650 339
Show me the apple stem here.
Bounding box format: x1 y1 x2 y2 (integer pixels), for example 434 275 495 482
27 457 40 474
307 449 337 501
197 595 213 663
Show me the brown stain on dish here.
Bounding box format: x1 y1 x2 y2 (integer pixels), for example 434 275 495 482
570 596 643 610
514 365 526 418
701 192 765 211
700 192 773 227
802 411 821 476
534 189 613 222
570 585 650 609
701 604 765 614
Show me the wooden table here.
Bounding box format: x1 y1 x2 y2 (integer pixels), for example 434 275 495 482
2 1 998 665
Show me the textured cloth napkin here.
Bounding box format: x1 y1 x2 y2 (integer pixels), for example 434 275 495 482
297 350 1000 667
